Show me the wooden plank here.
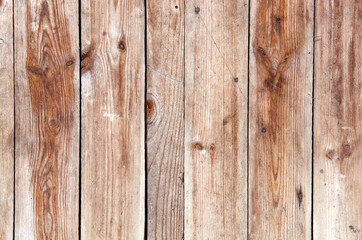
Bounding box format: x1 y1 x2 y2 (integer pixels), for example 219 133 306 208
14 0 79 239
80 1 145 239
146 0 184 239
185 0 248 238
314 1 362 239
0 0 14 239
248 0 314 239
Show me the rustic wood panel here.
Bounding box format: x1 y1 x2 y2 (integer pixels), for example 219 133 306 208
14 0 80 239
185 0 249 239
0 0 14 239
314 0 362 239
249 0 314 239
80 1 145 239
146 0 184 239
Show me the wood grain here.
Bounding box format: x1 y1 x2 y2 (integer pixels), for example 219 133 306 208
249 0 313 239
314 0 362 239
185 0 249 238
0 0 14 239
146 0 184 239
80 1 145 239
14 0 79 239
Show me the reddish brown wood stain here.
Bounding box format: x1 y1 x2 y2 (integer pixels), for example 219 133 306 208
26 1 75 238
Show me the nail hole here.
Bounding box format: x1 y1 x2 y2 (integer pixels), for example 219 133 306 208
234 77 239 83
261 128 267 133
175 5 178 9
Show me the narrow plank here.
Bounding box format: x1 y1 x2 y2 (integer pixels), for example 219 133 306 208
249 0 314 239
14 0 79 239
0 0 14 239
146 0 184 239
314 1 362 239
185 0 249 238
80 1 145 239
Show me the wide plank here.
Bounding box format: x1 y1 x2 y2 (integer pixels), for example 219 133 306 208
185 0 249 238
0 0 14 239
314 0 362 239
80 1 145 239
146 0 184 239
14 0 80 239
249 0 314 239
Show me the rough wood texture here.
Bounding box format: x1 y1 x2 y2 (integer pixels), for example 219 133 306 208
146 0 184 239
185 0 248 239
14 0 79 239
80 1 145 239
249 0 313 239
314 0 362 239
0 0 14 239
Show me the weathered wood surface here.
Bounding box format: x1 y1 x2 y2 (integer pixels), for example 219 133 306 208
314 0 362 239
14 0 80 239
80 1 145 239
146 0 184 239
185 0 249 239
249 0 314 239
0 0 13 239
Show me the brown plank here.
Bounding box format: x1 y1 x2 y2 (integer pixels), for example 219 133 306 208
185 0 249 238
14 0 80 239
80 1 145 239
314 1 362 239
0 0 14 239
249 0 314 239
146 0 184 239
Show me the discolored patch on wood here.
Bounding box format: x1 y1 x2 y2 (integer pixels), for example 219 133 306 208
25 1 75 238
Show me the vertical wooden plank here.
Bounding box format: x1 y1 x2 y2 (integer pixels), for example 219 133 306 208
146 0 184 239
14 0 79 239
249 0 313 239
80 1 145 239
314 1 362 239
185 0 248 239
0 0 14 239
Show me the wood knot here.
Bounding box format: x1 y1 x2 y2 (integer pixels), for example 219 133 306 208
257 47 266 56
340 144 352 159
210 143 216 151
326 143 352 161
146 96 157 124
195 6 200 14
66 59 74 66
81 49 93 74
193 142 204 150
118 41 126 51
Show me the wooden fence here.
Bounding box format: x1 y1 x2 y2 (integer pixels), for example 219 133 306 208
0 0 361 239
